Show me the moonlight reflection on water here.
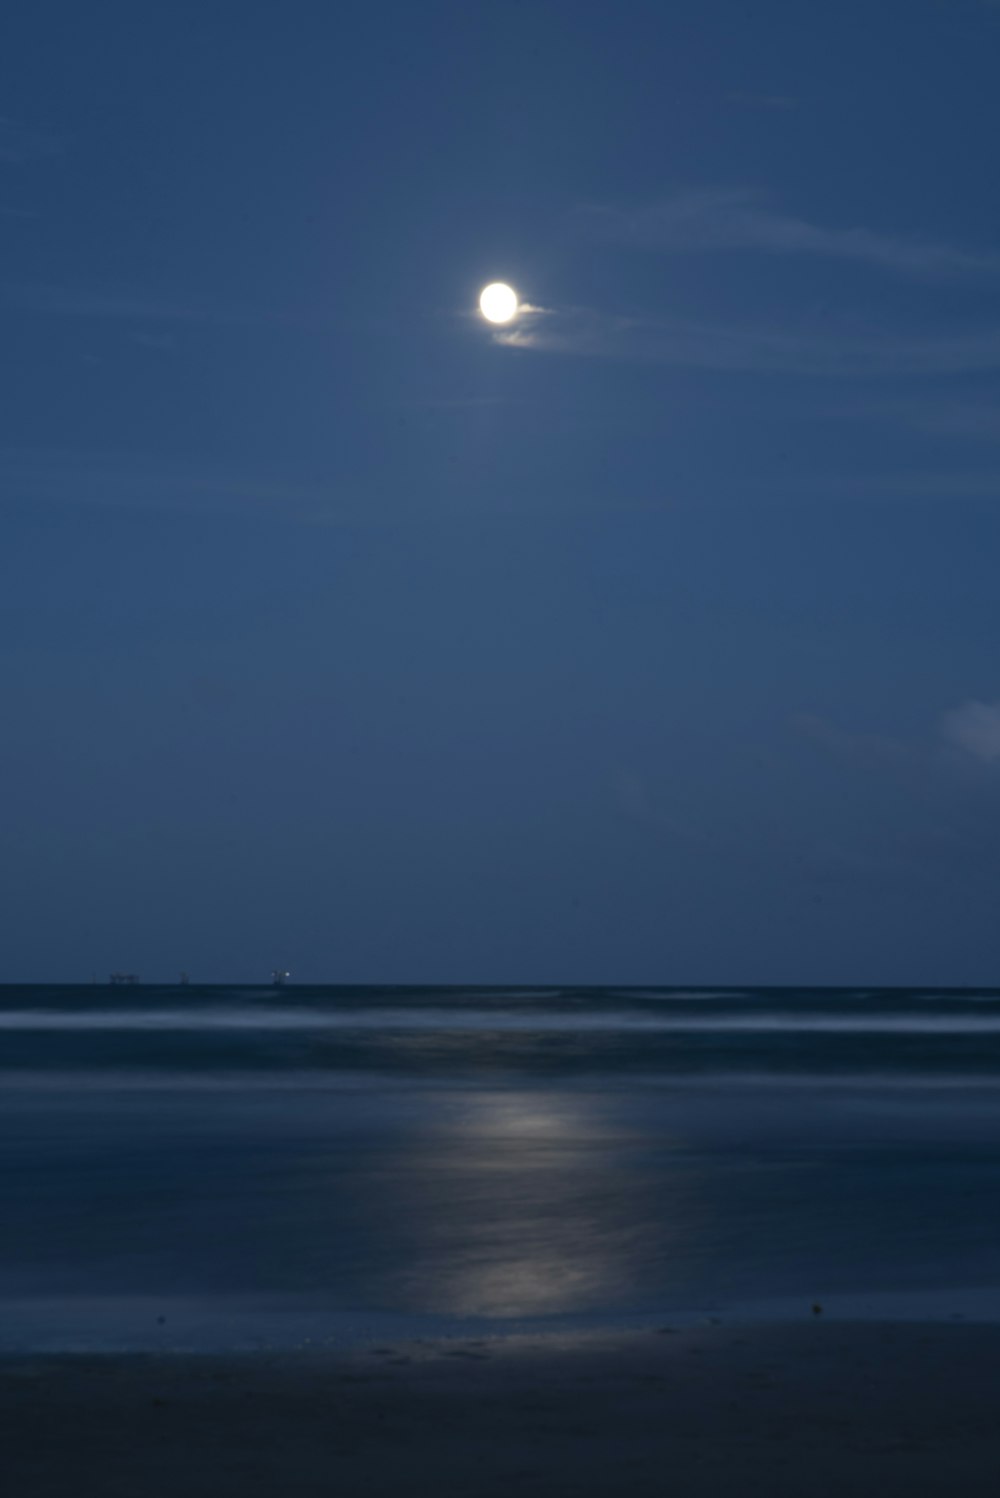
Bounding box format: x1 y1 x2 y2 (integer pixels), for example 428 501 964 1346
374 1091 697 1319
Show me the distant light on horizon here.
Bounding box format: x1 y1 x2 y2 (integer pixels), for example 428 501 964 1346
479 282 519 324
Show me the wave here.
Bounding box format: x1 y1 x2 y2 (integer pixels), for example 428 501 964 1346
606 989 751 1001
7 1006 1000 1034
4 1067 1000 1094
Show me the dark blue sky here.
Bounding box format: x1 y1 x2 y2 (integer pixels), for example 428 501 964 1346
4 0 1000 983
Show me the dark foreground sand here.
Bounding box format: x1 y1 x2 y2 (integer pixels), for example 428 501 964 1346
3 1322 1000 1496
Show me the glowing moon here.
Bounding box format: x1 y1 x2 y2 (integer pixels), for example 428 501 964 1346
479 282 519 324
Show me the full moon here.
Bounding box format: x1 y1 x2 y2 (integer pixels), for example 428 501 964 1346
479 282 519 324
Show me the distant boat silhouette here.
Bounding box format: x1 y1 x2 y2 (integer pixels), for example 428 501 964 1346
272 970 290 988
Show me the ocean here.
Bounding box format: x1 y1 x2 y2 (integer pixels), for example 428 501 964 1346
3 983 1000 1352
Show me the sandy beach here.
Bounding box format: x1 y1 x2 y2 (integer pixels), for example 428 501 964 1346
3 1321 1000 1496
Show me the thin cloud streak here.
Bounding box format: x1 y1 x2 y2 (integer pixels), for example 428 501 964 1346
809 471 1000 500
0 450 354 526
846 396 1000 443
942 701 1000 763
793 704 1000 785
2 284 203 321
494 302 1000 379
727 93 798 111
1 282 325 330
586 189 1000 278
790 714 913 769
0 117 64 165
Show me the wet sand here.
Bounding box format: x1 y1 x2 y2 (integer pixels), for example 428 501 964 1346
3 1321 1000 1496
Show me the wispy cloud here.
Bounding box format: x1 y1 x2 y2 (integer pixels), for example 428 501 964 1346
2 284 205 322
0 450 352 526
404 394 513 411
0 117 63 165
728 93 798 111
846 396 1000 443
789 714 913 768
130 330 179 354
493 302 1000 379
585 188 1000 278
794 703 1000 774
613 770 712 846
0 281 318 330
942 701 1000 763
806 470 1000 502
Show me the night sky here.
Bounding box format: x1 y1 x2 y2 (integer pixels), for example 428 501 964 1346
4 1 1000 985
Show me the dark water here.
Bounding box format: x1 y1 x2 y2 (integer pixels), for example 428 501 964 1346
3 984 1000 1350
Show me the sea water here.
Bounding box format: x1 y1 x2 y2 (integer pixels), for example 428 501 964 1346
2 983 1000 1351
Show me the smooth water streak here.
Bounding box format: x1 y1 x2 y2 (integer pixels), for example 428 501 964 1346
4 1007 1000 1033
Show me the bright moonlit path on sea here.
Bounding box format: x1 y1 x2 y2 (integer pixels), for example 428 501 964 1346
479 282 519 324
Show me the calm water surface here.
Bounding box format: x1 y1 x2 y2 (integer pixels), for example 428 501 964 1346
3 984 1000 1350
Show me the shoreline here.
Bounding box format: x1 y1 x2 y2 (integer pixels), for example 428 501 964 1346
4 1321 1000 1495
4 1283 1000 1357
